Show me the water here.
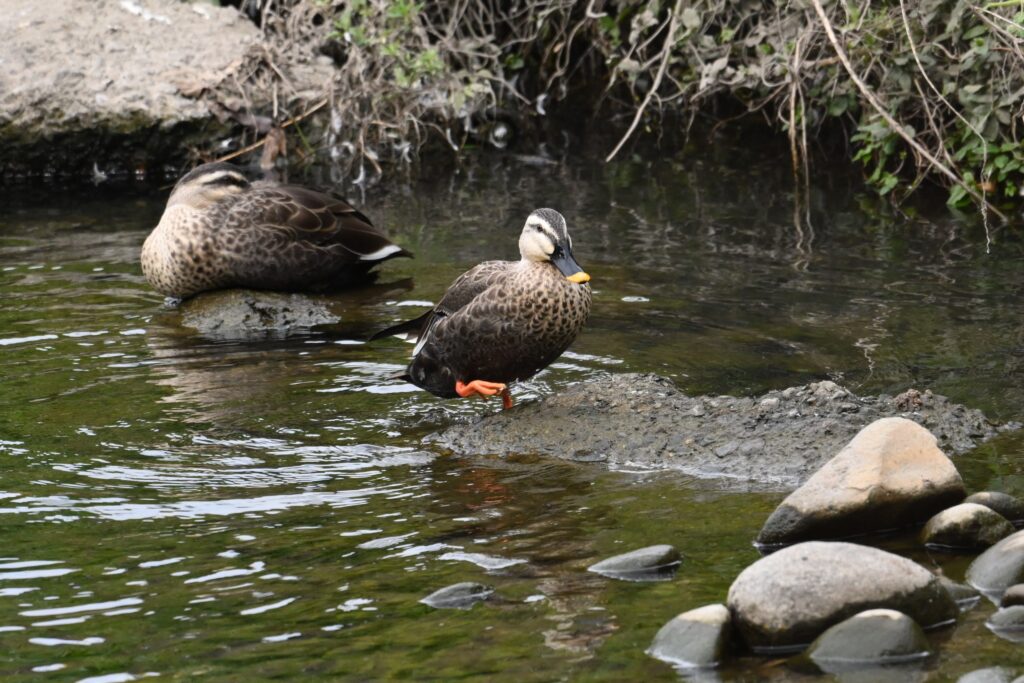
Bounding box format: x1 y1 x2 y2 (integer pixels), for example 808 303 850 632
2 144 1024 681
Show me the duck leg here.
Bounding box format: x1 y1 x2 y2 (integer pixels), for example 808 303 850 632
455 380 507 402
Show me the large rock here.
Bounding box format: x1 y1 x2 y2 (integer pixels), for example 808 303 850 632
966 530 1024 595
939 577 981 611
920 503 1014 550
964 492 1024 526
802 609 931 669
1001 584 1024 608
1 0 262 173
428 376 1009 491
756 418 965 546
726 541 957 652
178 289 341 340
647 604 732 669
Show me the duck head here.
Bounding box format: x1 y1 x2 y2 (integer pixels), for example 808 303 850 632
166 162 251 210
518 208 590 284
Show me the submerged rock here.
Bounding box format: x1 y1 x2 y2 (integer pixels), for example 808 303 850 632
921 503 1014 550
966 530 1024 595
964 492 1024 526
939 577 981 611
647 603 732 669
957 668 1019 683
428 375 1008 491
1001 584 1024 608
179 289 340 340
587 545 681 581
420 582 494 609
757 418 965 546
801 609 931 669
726 541 957 652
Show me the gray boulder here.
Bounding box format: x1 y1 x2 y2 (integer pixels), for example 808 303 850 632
757 418 965 546
958 669 1018 683
420 582 493 609
964 492 1024 526
802 608 930 669
920 503 1014 550
727 541 957 652
588 545 681 581
1001 584 1024 608
988 605 1024 632
646 604 731 669
179 290 340 340
966 530 1024 595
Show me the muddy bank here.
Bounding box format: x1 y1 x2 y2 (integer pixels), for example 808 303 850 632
428 375 1017 490
1 0 262 175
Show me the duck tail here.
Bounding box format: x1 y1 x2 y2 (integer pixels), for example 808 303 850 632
367 311 431 342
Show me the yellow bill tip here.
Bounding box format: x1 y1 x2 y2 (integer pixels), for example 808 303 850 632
566 271 591 284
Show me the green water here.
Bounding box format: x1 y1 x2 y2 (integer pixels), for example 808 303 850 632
2 146 1024 681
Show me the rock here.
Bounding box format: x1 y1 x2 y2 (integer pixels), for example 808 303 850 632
939 577 981 610
420 582 493 609
964 492 1024 526
958 669 1018 683
988 605 1024 631
0 0 264 174
587 545 681 581
756 418 965 546
801 609 930 669
646 604 732 669
726 541 957 652
920 503 1014 550
1001 584 1024 607
427 375 1010 491
179 289 340 340
966 530 1024 595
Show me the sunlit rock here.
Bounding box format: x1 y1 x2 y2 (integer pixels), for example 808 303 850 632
921 503 1014 550
964 492 1024 526
800 609 931 670
957 668 1018 683
756 418 965 546
647 603 731 669
588 545 681 581
966 530 1024 595
727 541 957 652
420 582 493 610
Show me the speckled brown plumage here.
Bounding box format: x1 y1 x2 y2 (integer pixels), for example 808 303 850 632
374 208 592 399
141 162 409 299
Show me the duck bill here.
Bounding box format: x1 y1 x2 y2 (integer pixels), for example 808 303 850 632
551 248 591 284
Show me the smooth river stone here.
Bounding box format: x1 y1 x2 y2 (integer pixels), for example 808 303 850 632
964 491 1024 526
587 544 681 581
1001 584 1024 608
647 603 732 669
966 529 1024 595
727 541 957 652
920 503 1014 550
757 417 965 546
803 608 931 669
939 576 981 611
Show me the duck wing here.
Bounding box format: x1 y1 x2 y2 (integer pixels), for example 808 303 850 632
244 183 411 262
369 260 511 344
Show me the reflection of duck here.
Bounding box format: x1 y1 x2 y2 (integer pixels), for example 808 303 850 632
141 162 410 299
373 209 591 409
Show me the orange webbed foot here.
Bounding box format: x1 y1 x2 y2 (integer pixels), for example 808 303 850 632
455 380 507 400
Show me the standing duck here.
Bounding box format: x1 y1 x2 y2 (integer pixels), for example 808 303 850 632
141 162 410 299
372 208 591 409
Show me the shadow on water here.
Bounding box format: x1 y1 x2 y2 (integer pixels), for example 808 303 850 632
1 142 1024 679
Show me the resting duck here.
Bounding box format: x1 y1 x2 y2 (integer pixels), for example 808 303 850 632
372 208 592 409
141 162 410 299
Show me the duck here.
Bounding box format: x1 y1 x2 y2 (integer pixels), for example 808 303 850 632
372 208 591 409
141 162 410 299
